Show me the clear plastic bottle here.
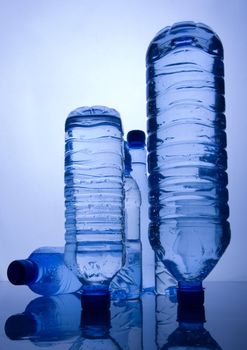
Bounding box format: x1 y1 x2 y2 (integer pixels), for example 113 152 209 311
127 130 154 292
7 247 82 296
64 106 124 306
146 22 231 304
127 130 177 295
110 142 142 300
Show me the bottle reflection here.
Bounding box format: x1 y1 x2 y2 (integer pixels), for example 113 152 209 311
5 294 143 349
4 293 81 346
156 296 222 350
110 299 143 350
69 306 121 350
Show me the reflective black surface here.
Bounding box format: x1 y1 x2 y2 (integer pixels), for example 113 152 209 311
0 281 246 349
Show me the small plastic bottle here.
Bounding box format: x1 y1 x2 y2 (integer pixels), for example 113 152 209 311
64 106 124 307
146 21 231 304
7 247 82 296
127 130 177 295
110 142 142 300
127 130 154 292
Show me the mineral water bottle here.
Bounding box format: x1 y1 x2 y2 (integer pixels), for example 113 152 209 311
110 142 142 300
7 247 82 296
127 130 154 292
146 21 231 304
64 106 124 306
127 130 177 295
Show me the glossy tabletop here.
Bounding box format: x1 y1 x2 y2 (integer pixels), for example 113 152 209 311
0 281 246 349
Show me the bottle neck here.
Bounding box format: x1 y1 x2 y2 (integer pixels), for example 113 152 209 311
128 147 146 165
7 259 39 285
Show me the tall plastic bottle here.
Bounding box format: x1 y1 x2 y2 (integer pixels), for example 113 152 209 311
127 130 154 292
146 22 231 304
64 106 124 307
7 247 82 296
127 130 177 295
110 142 142 300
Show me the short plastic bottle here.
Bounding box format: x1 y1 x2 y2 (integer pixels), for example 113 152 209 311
110 142 142 300
146 22 231 304
64 106 125 307
7 247 82 296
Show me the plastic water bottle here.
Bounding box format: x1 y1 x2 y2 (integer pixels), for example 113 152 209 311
110 142 142 300
64 106 124 306
127 130 154 292
7 247 82 296
127 130 177 295
5 293 81 343
146 21 231 304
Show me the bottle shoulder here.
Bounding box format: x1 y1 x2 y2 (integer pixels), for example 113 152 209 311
146 21 223 64
124 176 141 205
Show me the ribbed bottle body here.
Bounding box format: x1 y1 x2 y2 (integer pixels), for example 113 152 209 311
146 22 230 284
64 106 124 289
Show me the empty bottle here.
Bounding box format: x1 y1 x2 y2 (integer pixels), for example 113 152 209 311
64 106 124 306
146 21 231 304
127 130 177 295
127 130 154 292
110 142 142 300
7 247 82 296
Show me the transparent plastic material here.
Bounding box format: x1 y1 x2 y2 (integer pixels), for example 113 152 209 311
64 106 124 299
7 247 82 296
128 130 177 295
110 143 142 300
127 130 154 292
146 22 231 302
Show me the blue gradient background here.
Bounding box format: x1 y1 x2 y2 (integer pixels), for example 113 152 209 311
0 0 246 281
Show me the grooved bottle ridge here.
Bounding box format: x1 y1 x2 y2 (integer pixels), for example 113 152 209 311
146 22 231 299
64 106 124 298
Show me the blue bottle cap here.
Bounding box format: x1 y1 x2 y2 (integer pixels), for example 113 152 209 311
127 130 146 148
7 260 39 285
81 289 111 311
